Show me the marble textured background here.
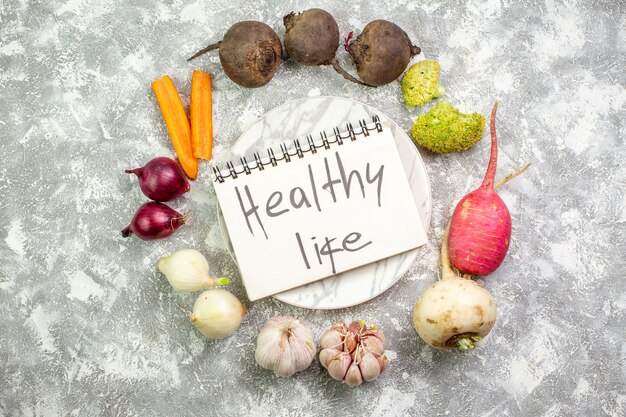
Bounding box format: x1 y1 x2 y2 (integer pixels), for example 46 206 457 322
1 0 625 416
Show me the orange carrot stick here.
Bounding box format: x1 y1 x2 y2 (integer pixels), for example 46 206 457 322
190 70 213 160
151 75 198 180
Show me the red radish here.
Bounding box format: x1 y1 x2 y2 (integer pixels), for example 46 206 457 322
448 103 511 275
121 202 185 240
126 157 190 202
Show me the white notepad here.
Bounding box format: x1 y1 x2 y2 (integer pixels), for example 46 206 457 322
214 118 427 301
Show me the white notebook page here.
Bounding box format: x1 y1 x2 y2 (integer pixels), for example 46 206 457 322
214 124 427 301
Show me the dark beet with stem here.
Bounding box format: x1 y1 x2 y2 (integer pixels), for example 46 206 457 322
188 21 282 88
122 202 186 241
125 157 190 202
349 20 421 86
283 9 370 87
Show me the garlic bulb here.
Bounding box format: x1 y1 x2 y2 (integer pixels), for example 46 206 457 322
319 320 389 387
255 316 316 377
158 248 230 292
191 289 246 339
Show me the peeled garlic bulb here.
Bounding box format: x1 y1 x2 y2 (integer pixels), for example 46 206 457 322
319 320 389 387
191 289 246 339
157 248 230 292
255 316 316 377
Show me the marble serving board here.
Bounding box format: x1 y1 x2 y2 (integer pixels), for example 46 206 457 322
217 96 431 309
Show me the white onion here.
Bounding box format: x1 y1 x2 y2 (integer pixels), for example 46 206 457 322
157 249 230 292
191 289 246 339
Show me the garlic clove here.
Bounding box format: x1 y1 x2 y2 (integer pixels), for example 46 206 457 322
343 332 358 353
320 329 343 350
359 352 381 381
374 353 389 373
361 334 384 355
276 334 296 377
256 324 295 376
327 352 352 381
348 321 363 334
158 249 230 292
288 319 316 347
319 347 342 369
285 318 316 372
290 338 316 373
330 322 348 333
362 328 385 344
344 362 364 387
255 326 285 370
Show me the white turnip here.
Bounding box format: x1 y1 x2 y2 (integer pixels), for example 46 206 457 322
413 224 497 350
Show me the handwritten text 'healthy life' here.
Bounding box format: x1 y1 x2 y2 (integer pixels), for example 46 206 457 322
234 152 384 274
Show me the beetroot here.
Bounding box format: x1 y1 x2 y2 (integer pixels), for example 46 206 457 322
188 21 282 88
349 20 420 86
283 9 369 86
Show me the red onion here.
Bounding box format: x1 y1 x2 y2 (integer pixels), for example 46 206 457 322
126 157 190 202
121 202 186 240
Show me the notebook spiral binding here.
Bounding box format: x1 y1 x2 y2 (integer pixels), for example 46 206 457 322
213 115 383 183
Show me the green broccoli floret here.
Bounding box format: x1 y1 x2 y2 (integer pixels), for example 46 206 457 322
410 101 486 153
401 60 446 107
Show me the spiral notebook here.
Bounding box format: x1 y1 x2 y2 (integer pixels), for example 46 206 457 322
214 117 427 301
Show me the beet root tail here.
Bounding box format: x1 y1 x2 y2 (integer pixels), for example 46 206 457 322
187 41 222 62
329 58 375 87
